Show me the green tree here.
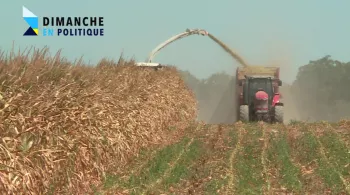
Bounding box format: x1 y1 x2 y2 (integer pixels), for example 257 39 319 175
292 55 350 121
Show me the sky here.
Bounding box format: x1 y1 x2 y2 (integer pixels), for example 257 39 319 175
1 0 350 83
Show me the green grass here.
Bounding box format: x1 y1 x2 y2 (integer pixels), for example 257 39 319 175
99 123 350 194
227 127 238 146
233 124 265 194
204 178 228 195
126 137 190 193
162 139 202 187
102 136 203 194
317 130 350 194
319 131 350 177
293 131 320 164
317 160 344 193
266 129 302 193
202 126 238 195
291 127 345 194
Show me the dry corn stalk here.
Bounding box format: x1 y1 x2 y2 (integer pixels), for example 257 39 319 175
0 47 197 194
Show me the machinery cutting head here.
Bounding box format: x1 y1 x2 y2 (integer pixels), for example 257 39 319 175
135 62 163 70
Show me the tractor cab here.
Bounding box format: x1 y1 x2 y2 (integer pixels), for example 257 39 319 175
238 75 283 122
240 76 274 106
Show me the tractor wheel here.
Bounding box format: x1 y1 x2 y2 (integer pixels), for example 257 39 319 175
274 105 284 123
239 105 249 122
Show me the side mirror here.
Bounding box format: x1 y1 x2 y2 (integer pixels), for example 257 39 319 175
278 80 282 86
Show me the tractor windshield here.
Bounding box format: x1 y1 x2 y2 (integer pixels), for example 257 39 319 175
249 78 273 96
243 77 274 105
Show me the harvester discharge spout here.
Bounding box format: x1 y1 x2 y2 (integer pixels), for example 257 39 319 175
136 28 249 68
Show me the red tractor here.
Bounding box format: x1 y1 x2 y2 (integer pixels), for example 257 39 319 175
236 66 284 123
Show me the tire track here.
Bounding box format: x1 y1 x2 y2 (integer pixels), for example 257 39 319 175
280 124 303 193
260 122 271 195
287 123 329 194
225 122 244 195
330 123 350 169
268 124 303 194
179 124 228 194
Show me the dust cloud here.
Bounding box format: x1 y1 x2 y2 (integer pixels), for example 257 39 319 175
191 35 302 124
185 72 238 124
260 40 302 123
190 33 249 124
258 40 350 123
183 36 300 124
207 78 237 124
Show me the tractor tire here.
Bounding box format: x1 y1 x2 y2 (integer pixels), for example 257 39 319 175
239 105 249 122
274 105 284 123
